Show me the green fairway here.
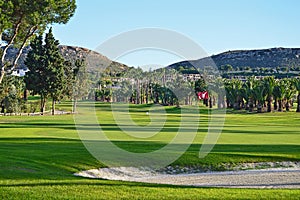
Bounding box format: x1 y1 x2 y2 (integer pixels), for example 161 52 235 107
0 103 299 199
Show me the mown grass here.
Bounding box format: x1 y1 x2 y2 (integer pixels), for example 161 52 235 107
0 102 299 199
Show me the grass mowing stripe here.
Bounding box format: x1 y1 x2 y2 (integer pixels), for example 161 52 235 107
0 102 299 199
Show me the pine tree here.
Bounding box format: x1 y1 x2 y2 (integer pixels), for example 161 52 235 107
25 28 67 115
24 35 48 114
44 28 66 115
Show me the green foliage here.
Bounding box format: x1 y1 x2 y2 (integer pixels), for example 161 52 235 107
220 64 234 71
44 28 66 101
0 0 76 84
292 78 300 90
95 78 113 102
3 85 23 113
224 79 243 109
24 35 46 96
25 28 67 115
67 59 89 112
0 76 25 113
223 76 299 113
194 77 207 93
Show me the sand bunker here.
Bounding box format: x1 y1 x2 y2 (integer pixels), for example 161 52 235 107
75 162 300 188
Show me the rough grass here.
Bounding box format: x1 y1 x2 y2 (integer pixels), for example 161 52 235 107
0 102 299 199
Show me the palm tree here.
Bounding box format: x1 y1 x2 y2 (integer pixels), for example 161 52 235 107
124 67 144 104
292 78 300 112
235 79 244 110
283 79 295 111
253 80 267 113
241 76 255 111
224 79 236 109
210 77 226 109
273 79 285 112
263 76 275 112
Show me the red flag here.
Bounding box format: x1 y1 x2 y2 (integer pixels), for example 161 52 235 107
198 91 208 100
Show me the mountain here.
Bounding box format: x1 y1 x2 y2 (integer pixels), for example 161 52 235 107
167 47 300 70
6 46 300 75
4 45 130 74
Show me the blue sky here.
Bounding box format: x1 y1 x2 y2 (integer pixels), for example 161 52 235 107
52 0 300 67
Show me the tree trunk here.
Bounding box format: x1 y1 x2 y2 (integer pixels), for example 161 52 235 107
52 99 55 115
297 94 300 112
23 89 28 101
146 83 149 104
249 98 254 112
136 80 140 104
226 99 232 108
233 102 239 110
257 102 262 113
274 98 278 110
234 97 242 110
241 100 245 109
278 100 283 112
286 101 290 112
1 100 4 113
0 70 6 86
217 95 223 109
176 100 180 108
0 20 22 84
245 101 249 110
73 99 77 113
155 93 159 104
0 25 37 84
40 96 46 115
204 99 208 107
267 97 272 112
209 97 212 108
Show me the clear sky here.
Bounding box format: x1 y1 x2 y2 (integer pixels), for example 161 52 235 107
52 0 300 67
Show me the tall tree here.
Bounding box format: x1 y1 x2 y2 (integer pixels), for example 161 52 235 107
69 59 89 113
25 28 67 115
241 76 255 112
293 78 300 112
283 79 295 112
253 80 267 113
263 76 275 112
44 28 66 115
24 35 48 113
224 79 235 109
224 79 243 110
211 77 225 109
273 79 286 112
0 0 76 84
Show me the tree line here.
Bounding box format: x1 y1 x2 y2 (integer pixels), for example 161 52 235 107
95 69 300 113
223 76 300 113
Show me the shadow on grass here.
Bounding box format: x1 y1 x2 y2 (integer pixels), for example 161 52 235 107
0 178 198 189
0 122 76 130
0 137 299 180
221 128 300 135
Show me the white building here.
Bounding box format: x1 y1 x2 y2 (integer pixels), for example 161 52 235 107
11 68 29 77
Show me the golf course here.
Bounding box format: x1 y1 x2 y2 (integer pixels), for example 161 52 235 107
1 1 300 199
0 102 299 199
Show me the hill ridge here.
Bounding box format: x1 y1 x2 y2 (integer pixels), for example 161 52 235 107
168 47 300 70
